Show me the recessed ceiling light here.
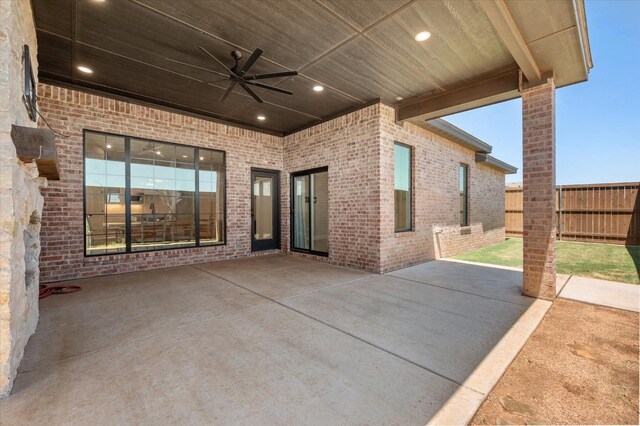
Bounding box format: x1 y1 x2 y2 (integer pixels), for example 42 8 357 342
106 144 112 149
77 65 93 74
395 96 403 101
414 31 431 42
155 151 161 155
199 156 204 161
181 155 188 158
313 85 324 92
257 115 266 121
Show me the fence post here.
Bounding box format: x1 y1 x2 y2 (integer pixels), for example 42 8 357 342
558 186 563 240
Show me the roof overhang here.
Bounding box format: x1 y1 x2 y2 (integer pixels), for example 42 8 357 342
475 153 518 174
421 118 516 174
396 0 592 125
423 118 492 154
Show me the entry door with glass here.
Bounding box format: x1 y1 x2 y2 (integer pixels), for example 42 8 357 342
291 167 329 255
251 169 280 252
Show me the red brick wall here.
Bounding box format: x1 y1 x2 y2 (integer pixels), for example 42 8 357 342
283 103 506 273
37 84 285 283
37 83 507 280
378 104 505 272
521 79 557 299
283 104 382 271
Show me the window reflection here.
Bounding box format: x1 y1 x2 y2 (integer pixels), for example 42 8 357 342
85 132 126 255
199 149 225 245
394 143 412 232
291 169 328 254
84 131 225 256
130 139 196 252
460 164 469 226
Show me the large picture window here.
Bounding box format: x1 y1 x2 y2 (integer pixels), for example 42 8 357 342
394 143 412 232
460 164 469 226
84 131 225 256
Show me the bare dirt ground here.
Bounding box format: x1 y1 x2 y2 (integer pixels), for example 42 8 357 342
471 299 639 425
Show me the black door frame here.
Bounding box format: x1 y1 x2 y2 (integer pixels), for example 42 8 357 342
290 166 329 257
251 168 280 252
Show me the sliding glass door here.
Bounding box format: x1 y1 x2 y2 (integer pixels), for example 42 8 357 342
291 167 328 255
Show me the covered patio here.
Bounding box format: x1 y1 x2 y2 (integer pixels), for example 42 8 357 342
1 255 551 424
1 0 593 410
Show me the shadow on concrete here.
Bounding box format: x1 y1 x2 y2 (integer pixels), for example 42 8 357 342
0 255 548 425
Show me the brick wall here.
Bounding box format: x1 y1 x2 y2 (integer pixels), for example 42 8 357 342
37 84 285 283
283 103 505 273
283 104 382 271
522 78 557 299
37 83 507 280
378 104 505 272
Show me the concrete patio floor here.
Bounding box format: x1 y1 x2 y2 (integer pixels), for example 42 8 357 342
0 255 551 425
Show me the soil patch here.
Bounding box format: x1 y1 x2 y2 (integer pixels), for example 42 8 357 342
471 299 639 425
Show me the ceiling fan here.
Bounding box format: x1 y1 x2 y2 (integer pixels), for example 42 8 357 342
170 47 299 104
136 142 164 157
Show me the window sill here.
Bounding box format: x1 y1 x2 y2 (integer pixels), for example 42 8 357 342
83 241 225 260
395 231 415 238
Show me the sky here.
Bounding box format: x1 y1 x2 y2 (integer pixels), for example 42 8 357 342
444 0 640 185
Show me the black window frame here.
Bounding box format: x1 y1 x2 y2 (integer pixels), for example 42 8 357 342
394 142 413 233
289 166 329 257
460 163 469 227
82 129 227 257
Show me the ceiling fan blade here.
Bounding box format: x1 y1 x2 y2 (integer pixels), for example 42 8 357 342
240 83 264 103
198 46 237 76
240 48 263 76
219 82 237 103
247 70 299 80
245 81 293 95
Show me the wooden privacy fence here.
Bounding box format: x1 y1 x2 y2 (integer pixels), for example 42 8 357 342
505 182 640 245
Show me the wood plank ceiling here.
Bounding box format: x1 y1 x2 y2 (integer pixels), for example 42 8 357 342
32 0 589 136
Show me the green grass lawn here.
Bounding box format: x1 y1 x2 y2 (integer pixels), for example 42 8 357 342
454 238 640 284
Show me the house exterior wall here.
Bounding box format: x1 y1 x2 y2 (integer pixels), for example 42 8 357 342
283 104 382 272
37 83 506 280
0 0 45 398
37 84 285 283
378 104 505 272
283 103 505 273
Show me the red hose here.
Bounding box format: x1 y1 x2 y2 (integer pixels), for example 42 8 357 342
39 284 81 299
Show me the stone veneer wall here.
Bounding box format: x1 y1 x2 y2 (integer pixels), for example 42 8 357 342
0 0 46 397
36 84 285 283
378 103 505 272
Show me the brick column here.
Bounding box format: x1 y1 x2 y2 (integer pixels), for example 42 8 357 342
521 78 556 300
